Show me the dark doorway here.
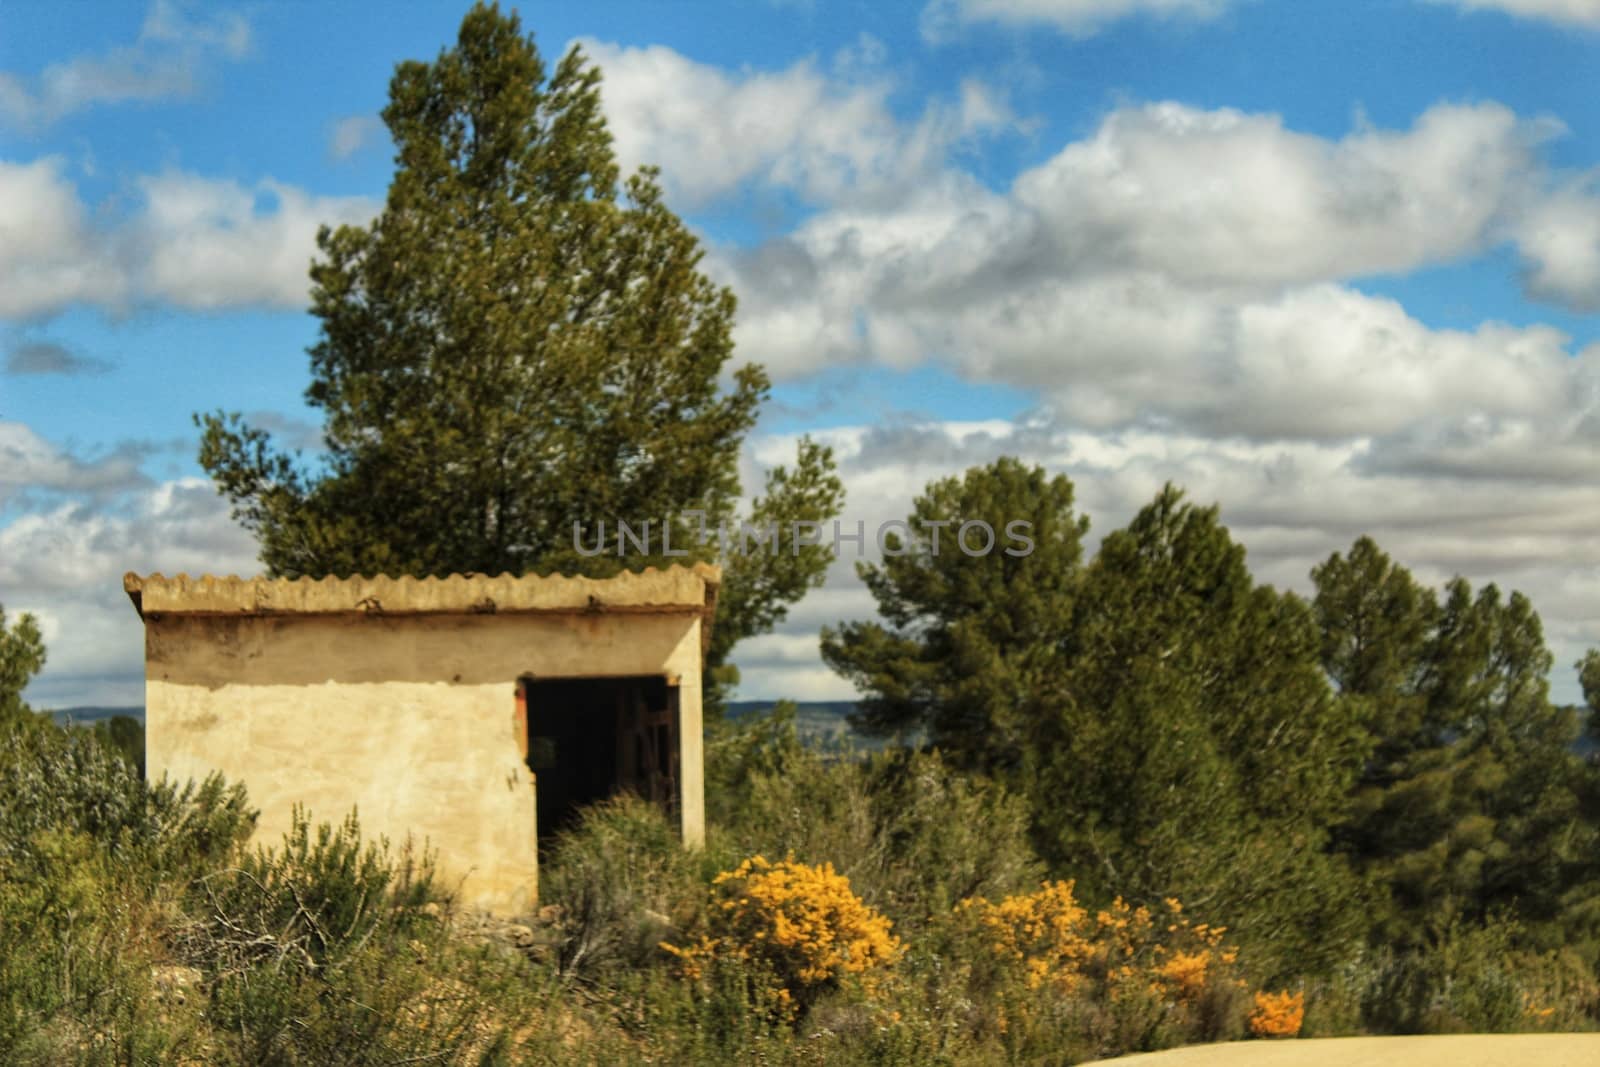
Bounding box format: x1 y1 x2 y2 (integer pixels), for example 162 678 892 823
520 675 679 848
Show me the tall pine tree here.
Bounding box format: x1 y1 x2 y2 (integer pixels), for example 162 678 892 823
1313 540 1595 957
198 4 842 689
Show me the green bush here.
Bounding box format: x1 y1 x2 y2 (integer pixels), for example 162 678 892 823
184 805 533 1065
539 794 706 980
0 715 254 881
0 719 249 1065
707 708 1042 935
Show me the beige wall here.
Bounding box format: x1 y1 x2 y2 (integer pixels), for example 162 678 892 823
143 610 705 915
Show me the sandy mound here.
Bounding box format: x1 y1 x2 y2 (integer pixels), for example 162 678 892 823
1091 1033 1600 1066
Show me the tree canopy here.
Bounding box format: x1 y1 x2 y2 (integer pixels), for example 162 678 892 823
825 460 1600 982
820 457 1087 773
0 604 44 728
197 3 841 693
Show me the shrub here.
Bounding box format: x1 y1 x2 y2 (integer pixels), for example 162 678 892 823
180 805 432 976
182 805 534 1065
955 882 1251 1058
708 709 1042 937
0 716 254 1063
1249 990 1305 1037
664 855 902 1017
0 716 254 884
539 793 706 980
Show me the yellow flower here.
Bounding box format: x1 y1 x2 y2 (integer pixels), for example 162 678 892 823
663 855 901 1004
1249 990 1305 1038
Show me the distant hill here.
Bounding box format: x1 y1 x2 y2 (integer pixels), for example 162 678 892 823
726 700 858 724
50 706 145 727
725 700 915 753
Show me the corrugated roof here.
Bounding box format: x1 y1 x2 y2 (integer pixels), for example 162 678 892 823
124 564 721 650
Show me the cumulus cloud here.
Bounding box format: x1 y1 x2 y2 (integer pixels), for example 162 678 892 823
0 159 377 319
716 101 1598 439
582 37 1013 207
692 91 1600 703
0 422 151 507
0 420 258 708
1514 180 1600 310
133 172 376 309
0 158 128 319
920 0 1235 40
1009 102 1550 286
1422 0 1600 29
0 1 251 131
4 480 259 709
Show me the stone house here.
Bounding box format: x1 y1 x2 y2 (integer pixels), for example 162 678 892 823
124 564 719 915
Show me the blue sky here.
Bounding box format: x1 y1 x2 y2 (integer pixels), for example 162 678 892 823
3 0 1599 708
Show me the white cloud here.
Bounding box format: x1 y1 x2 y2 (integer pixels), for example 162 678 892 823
921 0 1234 40
698 92 1600 704
0 159 378 318
134 172 376 310
0 158 127 319
582 38 1013 208
1514 181 1600 310
5 481 259 709
718 101 1599 438
139 0 251 58
328 115 386 162
0 1 251 131
1010 101 1549 286
0 421 259 709
1422 0 1600 29
0 422 148 505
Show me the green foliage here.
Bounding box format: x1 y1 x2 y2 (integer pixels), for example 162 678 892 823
707 706 1043 936
823 460 1600 994
1580 649 1600 743
183 806 433 976
0 713 255 1064
186 808 535 1066
1032 485 1372 981
1296 917 1600 1037
88 716 144 777
821 458 1087 772
1314 539 1600 963
0 712 254 878
827 469 1371 980
538 794 705 980
0 602 45 727
195 2 842 691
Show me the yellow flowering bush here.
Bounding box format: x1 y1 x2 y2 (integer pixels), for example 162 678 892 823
1249 990 1305 1037
958 881 1254 1050
662 855 902 1015
960 882 1238 1004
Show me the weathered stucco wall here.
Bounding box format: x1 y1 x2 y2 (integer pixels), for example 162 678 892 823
142 609 705 915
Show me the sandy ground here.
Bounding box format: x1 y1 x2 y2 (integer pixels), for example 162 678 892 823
1091 1034 1600 1066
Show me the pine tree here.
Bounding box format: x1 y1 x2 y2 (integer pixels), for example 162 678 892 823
197 3 842 690
825 472 1371 979
0 604 45 728
820 458 1088 772
1313 541 1593 956
1031 486 1369 979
